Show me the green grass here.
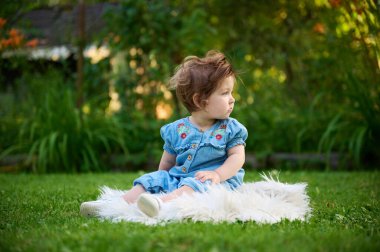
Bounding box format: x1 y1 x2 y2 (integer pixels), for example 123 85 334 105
0 171 379 252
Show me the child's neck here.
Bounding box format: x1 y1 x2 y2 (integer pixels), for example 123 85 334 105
189 113 216 132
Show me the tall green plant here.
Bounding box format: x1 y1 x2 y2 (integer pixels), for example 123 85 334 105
318 72 380 168
1 71 128 173
24 90 127 173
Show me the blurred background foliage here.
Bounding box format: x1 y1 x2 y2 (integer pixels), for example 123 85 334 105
0 0 379 173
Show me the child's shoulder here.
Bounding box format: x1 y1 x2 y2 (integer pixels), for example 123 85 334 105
160 117 189 143
160 117 187 132
222 117 248 141
222 118 248 138
222 117 246 129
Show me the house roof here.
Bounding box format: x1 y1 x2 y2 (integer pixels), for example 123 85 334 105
19 3 117 46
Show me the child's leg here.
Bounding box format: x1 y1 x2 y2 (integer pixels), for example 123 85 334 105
159 185 194 202
122 184 146 204
137 186 195 217
124 170 175 203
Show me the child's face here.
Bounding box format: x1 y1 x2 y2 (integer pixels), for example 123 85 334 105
203 76 235 120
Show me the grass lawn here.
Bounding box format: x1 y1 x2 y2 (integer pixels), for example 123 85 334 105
0 171 379 252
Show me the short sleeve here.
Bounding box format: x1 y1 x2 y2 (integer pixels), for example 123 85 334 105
160 124 176 155
226 119 248 150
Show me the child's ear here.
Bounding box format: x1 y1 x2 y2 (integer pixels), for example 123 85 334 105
193 93 208 109
192 93 202 109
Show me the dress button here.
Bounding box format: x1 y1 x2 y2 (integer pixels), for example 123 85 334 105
187 155 192 160
192 144 197 149
182 167 187 172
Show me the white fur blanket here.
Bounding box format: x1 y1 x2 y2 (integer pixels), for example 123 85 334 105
94 175 311 225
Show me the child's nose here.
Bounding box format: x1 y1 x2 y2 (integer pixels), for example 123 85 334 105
229 96 235 104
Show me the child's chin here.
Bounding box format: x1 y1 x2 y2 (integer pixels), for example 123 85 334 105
217 115 230 120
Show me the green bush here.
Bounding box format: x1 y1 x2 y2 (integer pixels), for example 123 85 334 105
1 70 128 173
1 0 379 171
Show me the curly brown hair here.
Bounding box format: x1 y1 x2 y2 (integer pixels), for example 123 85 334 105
169 50 235 112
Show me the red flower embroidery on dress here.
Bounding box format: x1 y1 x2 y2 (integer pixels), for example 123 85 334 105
177 122 190 139
211 124 227 140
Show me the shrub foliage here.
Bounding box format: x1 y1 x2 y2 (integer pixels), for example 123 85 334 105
0 0 379 172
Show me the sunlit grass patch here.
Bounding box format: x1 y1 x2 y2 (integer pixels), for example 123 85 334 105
0 171 379 251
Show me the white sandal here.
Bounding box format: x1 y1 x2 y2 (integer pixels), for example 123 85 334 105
80 201 105 217
137 193 162 217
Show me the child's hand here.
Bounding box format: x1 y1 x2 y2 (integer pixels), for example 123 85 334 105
195 171 221 184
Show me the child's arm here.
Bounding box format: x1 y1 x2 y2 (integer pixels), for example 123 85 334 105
195 145 245 183
158 150 176 171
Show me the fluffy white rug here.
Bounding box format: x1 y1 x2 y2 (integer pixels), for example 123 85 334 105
94 174 311 225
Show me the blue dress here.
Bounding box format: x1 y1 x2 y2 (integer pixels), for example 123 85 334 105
133 117 248 193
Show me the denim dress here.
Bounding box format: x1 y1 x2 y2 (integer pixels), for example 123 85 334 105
133 117 248 193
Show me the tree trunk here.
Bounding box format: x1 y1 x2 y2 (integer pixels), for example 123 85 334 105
76 1 85 110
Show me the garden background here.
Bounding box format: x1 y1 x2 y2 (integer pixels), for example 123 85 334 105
0 0 379 173
0 1 379 251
